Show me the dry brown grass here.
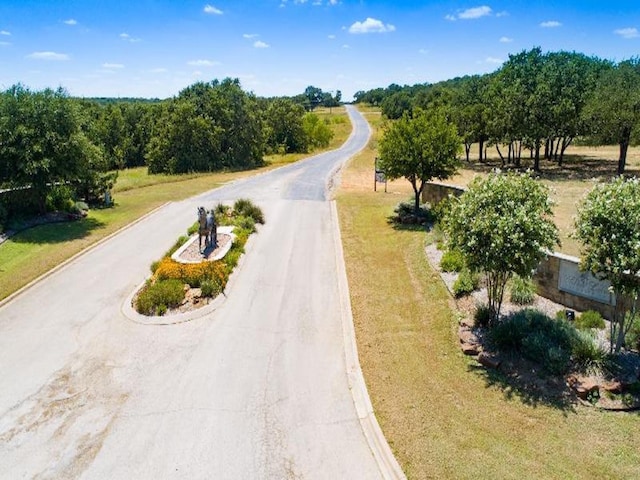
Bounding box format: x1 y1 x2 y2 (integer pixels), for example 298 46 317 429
337 109 640 479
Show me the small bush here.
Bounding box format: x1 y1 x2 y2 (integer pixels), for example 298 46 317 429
453 268 479 297
572 330 608 373
440 249 465 273
70 201 89 215
214 203 232 220
474 304 492 328
509 275 536 305
135 279 185 316
187 222 199 235
625 313 640 351
150 260 161 274
489 309 590 375
431 196 455 223
46 185 75 212
575 310 605 330
200 278 222 298
393 201 432 225
233 198 265 224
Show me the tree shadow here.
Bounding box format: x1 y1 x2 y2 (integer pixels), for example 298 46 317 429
468 357 577 415
461 156 639 183
7 216 106 245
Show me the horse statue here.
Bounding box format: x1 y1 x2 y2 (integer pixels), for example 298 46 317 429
198 206 218 254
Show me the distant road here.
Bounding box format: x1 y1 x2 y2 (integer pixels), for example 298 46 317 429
0 106 388 479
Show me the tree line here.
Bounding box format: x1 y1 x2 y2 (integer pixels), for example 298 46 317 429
0 79 337 223
355 48 640 174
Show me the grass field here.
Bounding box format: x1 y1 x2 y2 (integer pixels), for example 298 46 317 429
336 108 640 479
0 107 349 301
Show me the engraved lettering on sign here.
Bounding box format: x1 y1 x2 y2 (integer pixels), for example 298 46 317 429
558 259 616 306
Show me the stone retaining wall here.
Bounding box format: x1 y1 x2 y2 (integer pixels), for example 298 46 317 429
533 252 617 319
421 182 465 206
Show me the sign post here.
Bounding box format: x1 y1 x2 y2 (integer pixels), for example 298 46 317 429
374 157 387 192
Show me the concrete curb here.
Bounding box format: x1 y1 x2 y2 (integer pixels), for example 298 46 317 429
0 202 172 310
331 201 406 480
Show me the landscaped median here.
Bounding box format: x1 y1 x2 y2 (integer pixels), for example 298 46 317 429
336 107 640 479
127 199 263 321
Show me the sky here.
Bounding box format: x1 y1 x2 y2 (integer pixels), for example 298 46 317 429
1 1 639 101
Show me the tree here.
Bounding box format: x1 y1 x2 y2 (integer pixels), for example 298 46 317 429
574 177 640 352
0 85 102 212
303 85 323 111
264 98 308 153
302 112 333 149
378 108 461 213
583 59 640 174
444 172 559 324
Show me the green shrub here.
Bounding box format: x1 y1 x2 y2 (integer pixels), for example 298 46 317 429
453 268 479 297
200 278 222 298
70 201 89 215
393 201 432 224
440 248 465 273
431 196 455 223
474 304 492 328
46 185 75 212
214 202 231 220
233 198 265 224
509 275 536 305
135 279 185 316
234 215 257 234
150 260 161 274
575 310 605 330
571 330 608 373
187 221 199 235
489 309 591 375
625 313 640 351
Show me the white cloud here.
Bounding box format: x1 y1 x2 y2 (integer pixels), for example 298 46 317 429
204 4 223 15
0 30 10 36
500 36 513 43
254 40 269 48
349 18 396 34
496 11 509 17
150 68 168 73
419 48 428 54
445 14 456 21
459 6 492 19
342 44 350 49
64 19 77 26
0 41 10 46
540 20 562 28
102 63 124 69
27 51 70 61
119 32 141 42
614 27 639 39
192 70 203 77
243 33 259 39
187 59 219 67
485 56 503 64
328 34 336 39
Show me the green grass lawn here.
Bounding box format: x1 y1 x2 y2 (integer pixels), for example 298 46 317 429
336 107 640 479
0 107 350 301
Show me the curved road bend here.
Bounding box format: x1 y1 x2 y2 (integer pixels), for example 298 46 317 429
0 106 388 479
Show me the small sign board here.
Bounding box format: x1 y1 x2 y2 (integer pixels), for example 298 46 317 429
375 170 386 183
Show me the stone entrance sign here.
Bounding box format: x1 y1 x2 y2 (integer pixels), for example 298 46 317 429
558 256 616 306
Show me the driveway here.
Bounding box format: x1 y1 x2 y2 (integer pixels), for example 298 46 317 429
0 106 394 479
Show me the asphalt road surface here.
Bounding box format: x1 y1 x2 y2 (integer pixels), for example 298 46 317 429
0 106 389 479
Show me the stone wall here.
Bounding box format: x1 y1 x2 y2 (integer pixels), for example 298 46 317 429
533 252 617 319
421 182 465 206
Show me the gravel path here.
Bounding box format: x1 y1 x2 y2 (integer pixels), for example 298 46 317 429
175 233 232 262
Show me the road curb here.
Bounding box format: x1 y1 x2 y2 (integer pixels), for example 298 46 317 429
331 201 406 480
0 202 172 310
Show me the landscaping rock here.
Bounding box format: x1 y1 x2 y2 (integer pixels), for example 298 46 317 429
462 343 482 356
572 377 600 400
458 326 479 345
602 380 623 394
478 352 501 369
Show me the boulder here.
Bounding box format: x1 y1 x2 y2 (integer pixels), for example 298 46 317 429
572 377 600 400
462 343 482 356
478 352 501 369
602 380 623 394
458 326 479 345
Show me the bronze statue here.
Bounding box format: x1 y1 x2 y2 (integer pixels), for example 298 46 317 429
198 206 217 254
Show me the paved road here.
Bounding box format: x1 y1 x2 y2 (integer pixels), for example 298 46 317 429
0 106 387 479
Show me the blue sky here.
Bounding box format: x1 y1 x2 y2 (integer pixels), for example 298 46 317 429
1 1 639 100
